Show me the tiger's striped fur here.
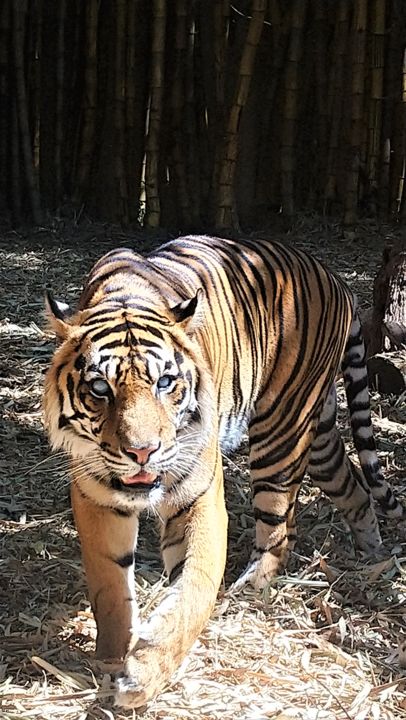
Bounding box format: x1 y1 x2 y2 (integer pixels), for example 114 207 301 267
44 235 403 707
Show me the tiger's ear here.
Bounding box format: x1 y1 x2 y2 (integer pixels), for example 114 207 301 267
170 289 203 333
45 290 72 341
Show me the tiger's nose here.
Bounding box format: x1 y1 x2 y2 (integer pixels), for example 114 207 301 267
124 444 160 465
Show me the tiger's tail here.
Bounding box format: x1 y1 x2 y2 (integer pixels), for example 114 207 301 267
341 307 404 518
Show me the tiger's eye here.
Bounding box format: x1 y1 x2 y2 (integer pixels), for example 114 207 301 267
89 378 111 398
157 375 175 390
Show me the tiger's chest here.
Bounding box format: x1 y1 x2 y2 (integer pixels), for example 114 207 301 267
218 412 248 454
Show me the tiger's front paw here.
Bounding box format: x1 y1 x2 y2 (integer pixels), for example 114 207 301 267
115 645 172 708
231 549 286 591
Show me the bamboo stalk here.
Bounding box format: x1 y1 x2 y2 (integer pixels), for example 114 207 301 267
387 8 405 216
210 0 230 220
26 0 36 151
11 97 21 221
125 0 137 220
397 47 406 218
185 10 201 226
13 0 42 223
344 0 368 225
75 0 98 201
125 0 150 223
366 0 385 214
257 0 289 207
280 0 308 218
66 0 82 188
324 0 350 207
32 0 42 175
0 0 10 206
197 1 216 197
262 1 289 126
313 0 328 202
55 0 66 201
38 1 57 207
170 0 190 226
215 0 266 230
214 0 229 117
114 0 128 222
393 9 406 218
296 14 317 210
380 1 403 215
194 10 211 220
145 0 166 228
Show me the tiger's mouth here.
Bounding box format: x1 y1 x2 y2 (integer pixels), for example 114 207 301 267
111 471 162 494
122 470 157 486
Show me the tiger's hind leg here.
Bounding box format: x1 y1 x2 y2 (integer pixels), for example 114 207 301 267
308 385 383 555
235 414 316 591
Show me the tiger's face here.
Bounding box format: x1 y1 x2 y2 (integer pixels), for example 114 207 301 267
44 292 213 510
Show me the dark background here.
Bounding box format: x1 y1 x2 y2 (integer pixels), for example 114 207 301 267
2 0 406 234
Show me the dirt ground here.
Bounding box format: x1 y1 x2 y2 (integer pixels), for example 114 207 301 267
0 216 405 720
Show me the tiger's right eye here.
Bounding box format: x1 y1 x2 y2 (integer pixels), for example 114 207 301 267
89 378 111 398
157 374 176 390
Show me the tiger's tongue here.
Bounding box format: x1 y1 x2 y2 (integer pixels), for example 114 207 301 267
121 471 157 486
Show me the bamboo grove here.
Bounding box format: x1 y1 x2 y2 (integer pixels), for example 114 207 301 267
1 0 406 230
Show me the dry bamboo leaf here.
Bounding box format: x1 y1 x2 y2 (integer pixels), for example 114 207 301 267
349 681 374 711
26 688 111 704
319 557 341 583
31 656 91 691
2 225 406 720
309 635 356 668
364 557 395 583
369 680 403 700
398 639 406 668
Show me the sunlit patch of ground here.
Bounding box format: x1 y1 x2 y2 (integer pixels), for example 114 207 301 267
1 217 405 719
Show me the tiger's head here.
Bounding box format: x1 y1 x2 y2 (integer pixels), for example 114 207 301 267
44 286 214 511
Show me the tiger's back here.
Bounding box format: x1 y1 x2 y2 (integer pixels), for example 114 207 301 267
81 235 355 454
44 234 403 708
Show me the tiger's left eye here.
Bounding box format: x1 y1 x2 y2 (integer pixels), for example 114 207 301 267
89 378 111 398
157 375 175 390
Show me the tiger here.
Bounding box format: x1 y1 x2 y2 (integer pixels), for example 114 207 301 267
44 234 403 708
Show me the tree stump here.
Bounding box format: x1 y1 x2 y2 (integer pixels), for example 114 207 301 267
367 351 406 395
365 238 406 395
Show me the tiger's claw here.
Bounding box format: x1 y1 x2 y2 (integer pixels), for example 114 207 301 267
115 648 166 708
